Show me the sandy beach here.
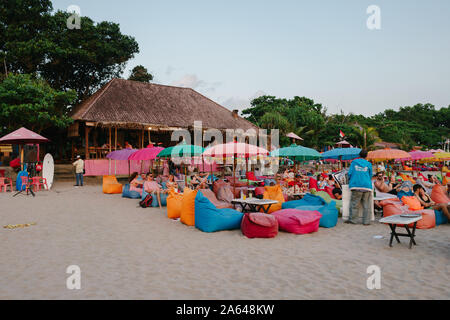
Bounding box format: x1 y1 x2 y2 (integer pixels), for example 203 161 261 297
0 181 449 300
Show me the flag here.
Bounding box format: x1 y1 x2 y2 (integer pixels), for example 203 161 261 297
339 130 345 138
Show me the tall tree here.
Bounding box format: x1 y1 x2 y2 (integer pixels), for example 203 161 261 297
0 0 139 104
0 74 76 135
128 65 153 83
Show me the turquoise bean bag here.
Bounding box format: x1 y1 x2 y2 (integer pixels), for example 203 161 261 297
122 184 141 199
435 210 449 226
283 195 338 228
141 190 168 207
16 171 28 191
195 191 244 233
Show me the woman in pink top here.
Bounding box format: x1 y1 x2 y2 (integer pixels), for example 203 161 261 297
144 174 167 209
129 172 143 195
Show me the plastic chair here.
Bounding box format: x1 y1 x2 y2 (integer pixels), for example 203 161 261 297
20 176 33 194
0 177 13 192
30 177 48 191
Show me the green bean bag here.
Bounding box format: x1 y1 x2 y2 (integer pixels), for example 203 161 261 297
311 190 343 210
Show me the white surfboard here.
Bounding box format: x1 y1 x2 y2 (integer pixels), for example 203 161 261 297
42 153 54 190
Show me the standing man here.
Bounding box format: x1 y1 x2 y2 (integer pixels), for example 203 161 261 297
73 155 85 187
346 149 373 225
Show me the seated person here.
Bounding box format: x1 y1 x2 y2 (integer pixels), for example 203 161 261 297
317 174 329 189
129 172 143 195
285 174 304 200
165 174 178 191
413 184 450 220
332 186 342 200
190 171 208 189
143 174 168 209
374 172 400 195
327 175 335 188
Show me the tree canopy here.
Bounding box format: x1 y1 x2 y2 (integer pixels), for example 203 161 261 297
0 73 76 135
243 97 449 150
128 65 153 83
0 0 139 104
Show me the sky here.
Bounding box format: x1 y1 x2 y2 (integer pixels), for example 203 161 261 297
53 0 450 116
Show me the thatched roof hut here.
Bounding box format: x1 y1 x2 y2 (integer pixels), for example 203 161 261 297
70 78 257 131
69 78 259 159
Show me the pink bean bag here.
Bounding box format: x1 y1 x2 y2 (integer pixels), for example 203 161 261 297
241 212 278 239
272 209 322 235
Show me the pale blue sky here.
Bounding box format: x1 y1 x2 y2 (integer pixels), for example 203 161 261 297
53 0 450 116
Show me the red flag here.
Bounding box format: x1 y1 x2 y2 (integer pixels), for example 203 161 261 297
339 130 345 138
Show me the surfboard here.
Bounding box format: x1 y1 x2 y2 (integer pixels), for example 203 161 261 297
42 153 54 190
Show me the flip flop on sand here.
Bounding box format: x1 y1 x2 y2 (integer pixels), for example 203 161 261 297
3 223 37 230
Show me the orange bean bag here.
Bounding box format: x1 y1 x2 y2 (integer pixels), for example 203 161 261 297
102 175 123 194
401 196 423 211
399 173 416 184
431 184 450 204
408 209 436 229
262 185 285 214
180 188 197 226
167 190 183 219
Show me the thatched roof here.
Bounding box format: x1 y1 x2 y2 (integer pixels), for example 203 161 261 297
70 78 258 131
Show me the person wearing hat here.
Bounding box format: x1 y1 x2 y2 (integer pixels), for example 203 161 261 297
72 155 85 187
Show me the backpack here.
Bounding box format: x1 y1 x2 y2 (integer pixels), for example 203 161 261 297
139 194 153 208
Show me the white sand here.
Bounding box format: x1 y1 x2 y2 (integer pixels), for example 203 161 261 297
0 182 449 300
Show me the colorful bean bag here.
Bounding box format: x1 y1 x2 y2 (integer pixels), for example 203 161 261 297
216 184 234 203
401 196 423 211
282 194 338 228
264 179 276 186
241 212 278 239
181 188 198 226
410 209 436 229
431 185 450 204
194 191 244 233
122 184 141 199
167 190 183 219
311 190 343 211
272 209 322 234
141 189 168 207
262 185 285 213
199 189 232 209
434 210 449 226
103 175 123 194
254 187 265 197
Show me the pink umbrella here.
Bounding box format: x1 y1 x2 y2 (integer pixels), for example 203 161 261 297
128 147 165 161
397 151 434 161
203 142 269 158
0 127 49 144
286 132 303 141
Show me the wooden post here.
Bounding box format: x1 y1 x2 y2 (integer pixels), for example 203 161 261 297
115 127 117 151
85 126 90 159
141 129 144 148
109 127 112 153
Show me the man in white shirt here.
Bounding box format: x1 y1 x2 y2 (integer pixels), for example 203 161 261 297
72 155 85 187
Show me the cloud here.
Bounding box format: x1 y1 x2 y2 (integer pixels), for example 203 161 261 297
165 66 175 76
221 91 267 112
171 74 205 89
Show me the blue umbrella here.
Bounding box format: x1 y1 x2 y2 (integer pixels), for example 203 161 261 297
321 148 362 161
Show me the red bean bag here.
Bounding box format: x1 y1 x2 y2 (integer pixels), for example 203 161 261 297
272 209 322 234
431 185 450 204
383 203 405 217
241 212 278 239
309 177 318 190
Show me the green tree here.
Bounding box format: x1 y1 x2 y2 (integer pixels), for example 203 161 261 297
0 74 76 135
0 0 139 104
128 65 153 83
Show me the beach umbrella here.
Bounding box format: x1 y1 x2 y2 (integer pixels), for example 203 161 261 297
0 127 50 170
286 132 303 141
157 144 204 159
106 149 138 176
434 152 450 159
270 144 321 161
128 146 165 174
203 142 269 194
321 148 362 161
367 148 411 162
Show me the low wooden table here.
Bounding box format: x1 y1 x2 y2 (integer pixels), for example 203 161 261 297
232 198 278 214
379 215 423 249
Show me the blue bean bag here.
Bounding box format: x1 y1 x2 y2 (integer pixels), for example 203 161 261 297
283 194 338 228
264 179 276 186
122 184 142 199
435 210 449 226
141 190 168 207
16 171 28 191
195 191 244 233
